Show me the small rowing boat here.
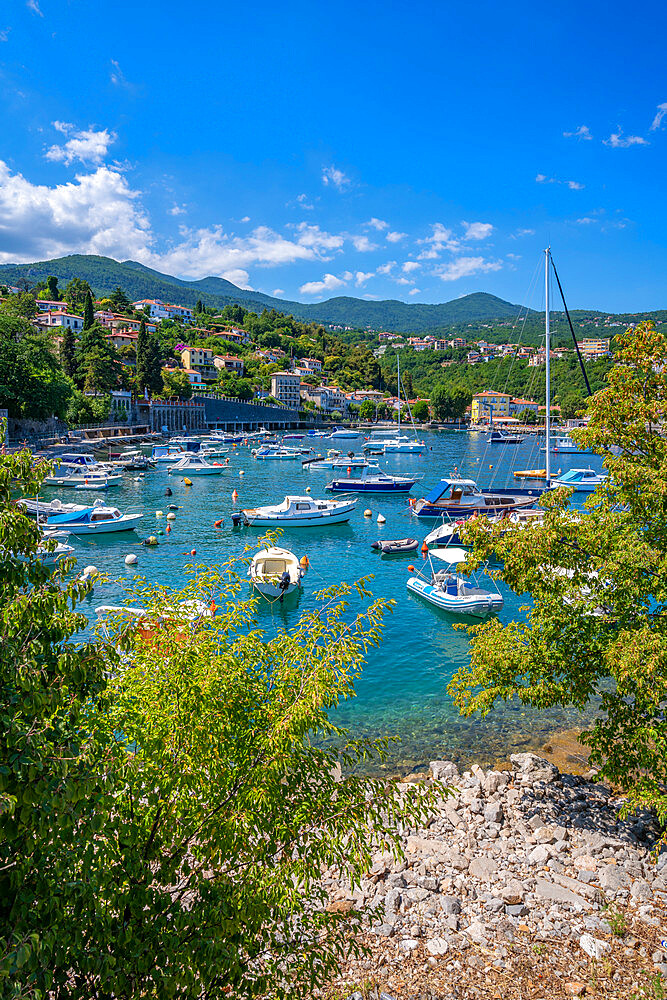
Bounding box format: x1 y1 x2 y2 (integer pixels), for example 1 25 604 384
371 538 418 555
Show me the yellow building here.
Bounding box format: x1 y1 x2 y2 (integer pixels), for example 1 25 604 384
471 390 511 423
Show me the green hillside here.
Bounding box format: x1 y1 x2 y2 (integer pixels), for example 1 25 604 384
0 254 528 333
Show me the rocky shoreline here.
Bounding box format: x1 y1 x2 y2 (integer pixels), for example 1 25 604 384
323 753 667 999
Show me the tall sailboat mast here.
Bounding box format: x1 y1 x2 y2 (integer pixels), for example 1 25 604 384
544 247 551 485
397 353 401 433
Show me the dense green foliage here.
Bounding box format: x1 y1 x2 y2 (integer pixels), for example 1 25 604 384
0 449 111 996
450 322 667 836
0 255 527 332
2 457 430 997
381 347 611 406
0 315 73 420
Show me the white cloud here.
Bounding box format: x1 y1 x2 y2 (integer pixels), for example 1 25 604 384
603 130 648 148
462 221 493 241
110 60 131 89
402 261 420 273
650 103 667 131
417 223 459 258
46 124 116 166
350 234 377 252
0 161 152 264
367 217 389 230
292 221 344 253
394 276 413 286
168 203 186 216
354 271 374 286
408 288 421 296
272 288 285 296
576 217 596 225
563 125 593 140
386 230 407 243
27 0 42 16
240 215 250 223
536 173 584 189
221 269 252 289
0 29 10 42
362 293 380 300
435 256 502 282
376 261 396 275
322 165 350 191
296 193 314 210
299 272 348 296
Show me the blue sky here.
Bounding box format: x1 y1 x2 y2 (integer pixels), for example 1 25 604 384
0 0 665 310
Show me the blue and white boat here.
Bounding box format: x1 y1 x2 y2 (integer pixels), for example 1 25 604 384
550 468 607 492
328 428 360 440
326 464 421 493
45 503 143 534
407 547 504 618
487 429 524 444
241 495 357 527
252 445 302 460
540 435 591 454
152 444 186 464
413 479 536 518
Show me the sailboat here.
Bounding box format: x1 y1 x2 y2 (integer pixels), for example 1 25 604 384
371 355 426 454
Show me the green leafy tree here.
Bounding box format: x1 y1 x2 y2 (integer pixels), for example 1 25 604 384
450 322 667 836
0 317 73 419
559 390 586 421
108 285 131 312
517 407 537 425
76 325 122 394
412 399 430 422
0 450 111 995
59 325 76 378
46 275 60 301
160 368 193 400
135 318 148 393
429 383 470 421
4 463 430 996
358 399 377 421
65 388 111 426
0 292 37 320
64 278 92 313
82 290 95 330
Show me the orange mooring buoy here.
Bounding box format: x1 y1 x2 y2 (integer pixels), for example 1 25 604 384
421 542 428 555
214 519 223 528
407 564 415 573
191 549 196 556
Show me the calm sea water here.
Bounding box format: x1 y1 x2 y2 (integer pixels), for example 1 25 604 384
48 429 603 775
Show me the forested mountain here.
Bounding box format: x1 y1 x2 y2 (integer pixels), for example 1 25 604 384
0 255 527 333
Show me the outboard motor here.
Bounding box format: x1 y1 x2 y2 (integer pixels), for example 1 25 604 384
278 570 291 603
164 487 173 497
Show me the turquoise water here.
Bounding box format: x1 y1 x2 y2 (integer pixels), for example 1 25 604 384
47 430 603 775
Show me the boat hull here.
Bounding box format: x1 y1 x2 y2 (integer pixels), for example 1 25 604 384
326 479 416 493
45 514 143 534
244 510 353 527
407 576 503 618
250 579 301 598
44 474 122 487
414 496 536 518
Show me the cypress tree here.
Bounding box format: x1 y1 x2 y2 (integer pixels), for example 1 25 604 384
83 291 94 330
60 326 76 377
136 318 148 394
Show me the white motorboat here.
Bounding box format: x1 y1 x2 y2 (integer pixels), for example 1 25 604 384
305 450 368 471
197 444 230 458
407 547 504 618
487 430 525 444
328 428 360 440
423 508 546 548
240 495 357 527
44 504 143 534
43 466 123 488
541 435 591 454
210 431 245 443
382 434 426 454
151 444 186 464
326 463 422 493
251 445 301 460
248 546 305 601
550 468 607 492
37 536 75 565
167 454 225 476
